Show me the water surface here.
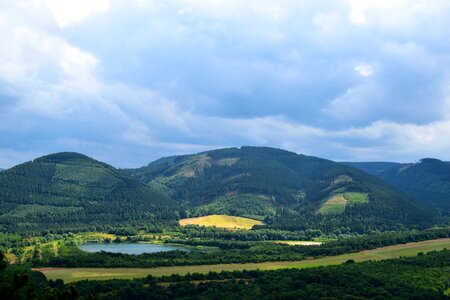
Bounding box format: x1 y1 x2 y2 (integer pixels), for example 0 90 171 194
78 242 192 255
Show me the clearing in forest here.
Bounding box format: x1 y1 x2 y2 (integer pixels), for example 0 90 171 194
179 214 264 230
319 192 369 215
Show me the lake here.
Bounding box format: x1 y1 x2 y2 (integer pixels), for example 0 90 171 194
78 242 193 255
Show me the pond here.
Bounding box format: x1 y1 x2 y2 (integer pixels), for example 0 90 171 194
78 242 193 255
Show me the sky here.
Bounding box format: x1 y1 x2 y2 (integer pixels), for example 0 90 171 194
1 0 450 168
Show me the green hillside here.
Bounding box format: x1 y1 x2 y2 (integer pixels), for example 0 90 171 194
128 147 432 234
379 158 450 216
0 153 177 231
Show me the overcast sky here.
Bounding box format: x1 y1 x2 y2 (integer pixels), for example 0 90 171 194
1 0 450 168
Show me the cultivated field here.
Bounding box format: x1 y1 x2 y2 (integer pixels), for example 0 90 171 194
37 238 450 283
179 214 264 230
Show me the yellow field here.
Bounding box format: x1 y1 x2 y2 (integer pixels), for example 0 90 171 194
179 214 264 230
37 238 450 283
87 233 116 240
272 240 323 246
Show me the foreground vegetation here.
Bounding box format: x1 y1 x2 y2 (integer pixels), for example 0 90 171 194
2 249 449 299
72 249 450 299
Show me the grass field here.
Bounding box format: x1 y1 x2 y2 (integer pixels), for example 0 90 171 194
179 214 264 230
318 194 347 214
36 238 450 283
271 240 323 246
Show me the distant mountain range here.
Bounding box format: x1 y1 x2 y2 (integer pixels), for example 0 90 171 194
1 147 448 233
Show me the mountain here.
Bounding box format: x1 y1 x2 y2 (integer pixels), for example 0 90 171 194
128 147 431 234
379 158 450 216
0 152 177 231
341 162 403 176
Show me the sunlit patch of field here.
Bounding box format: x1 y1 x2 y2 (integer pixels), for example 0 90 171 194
179 214 264 230
271 240 323 246
85 233 116 240
37 238 450 283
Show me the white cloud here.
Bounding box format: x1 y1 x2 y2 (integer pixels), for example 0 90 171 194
43 0 109 28
349 9 366 24
354 63 374 77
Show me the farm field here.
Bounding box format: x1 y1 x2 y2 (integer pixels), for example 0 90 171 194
37 238 450 283
179 214 264 230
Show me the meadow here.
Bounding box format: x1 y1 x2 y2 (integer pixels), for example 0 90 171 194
179 214 264 230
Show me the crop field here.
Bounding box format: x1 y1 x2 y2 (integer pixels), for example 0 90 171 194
179 214 264 230
37 238 450 283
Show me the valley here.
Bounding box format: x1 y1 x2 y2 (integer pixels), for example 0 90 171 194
37 238 450 283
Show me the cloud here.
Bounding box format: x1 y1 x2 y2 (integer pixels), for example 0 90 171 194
43 0 110 28
354 63 374 77
1 0 450 168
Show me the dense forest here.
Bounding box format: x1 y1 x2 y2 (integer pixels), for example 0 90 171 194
378 158 450 216
0 153 178 231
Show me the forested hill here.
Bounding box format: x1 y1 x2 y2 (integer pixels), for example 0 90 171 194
341 162 403 176
0 152 178 231
379 158 450 216
128 146 432 233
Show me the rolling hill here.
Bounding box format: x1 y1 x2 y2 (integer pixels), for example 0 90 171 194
379 158 450 216
127 147 432 234
0 152 177 231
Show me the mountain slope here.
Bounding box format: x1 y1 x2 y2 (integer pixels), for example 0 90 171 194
0 153 177 231
128 147 431 233
341 162 403 176
379 158 450 215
